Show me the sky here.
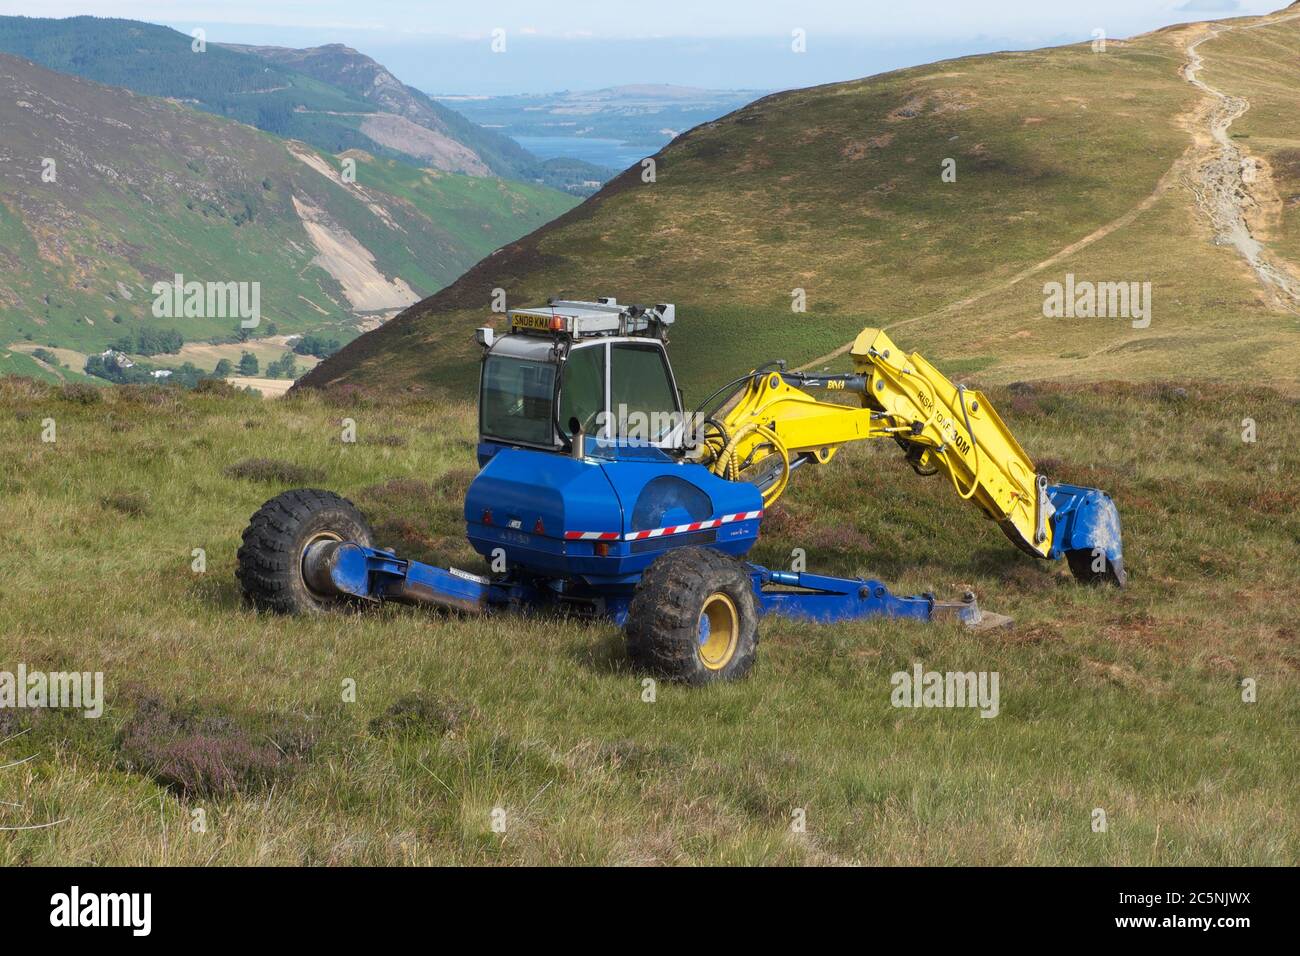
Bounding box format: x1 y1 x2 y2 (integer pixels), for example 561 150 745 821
0 1 1284 94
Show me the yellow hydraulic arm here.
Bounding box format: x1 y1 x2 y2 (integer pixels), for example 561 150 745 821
696 327 1052 560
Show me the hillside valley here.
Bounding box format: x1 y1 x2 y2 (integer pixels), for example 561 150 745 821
302 5 1300 401
0 53 576 380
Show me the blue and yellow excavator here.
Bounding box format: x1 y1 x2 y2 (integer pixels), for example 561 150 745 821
237 298 1125 684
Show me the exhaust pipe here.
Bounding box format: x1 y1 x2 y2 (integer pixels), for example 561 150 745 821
570 418 585 460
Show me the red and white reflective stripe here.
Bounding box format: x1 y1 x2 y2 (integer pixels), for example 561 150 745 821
624 510 763 541
565 510 762 543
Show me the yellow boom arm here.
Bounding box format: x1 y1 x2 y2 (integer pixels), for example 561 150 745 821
701 327 1052 559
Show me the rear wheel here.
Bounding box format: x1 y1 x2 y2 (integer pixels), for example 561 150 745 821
236 488 373 614
625 547 759 684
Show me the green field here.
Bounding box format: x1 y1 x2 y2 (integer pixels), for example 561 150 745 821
0 378 1295 865
0 349 100 385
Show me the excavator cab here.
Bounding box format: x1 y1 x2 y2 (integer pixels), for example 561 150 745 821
476 298 685 464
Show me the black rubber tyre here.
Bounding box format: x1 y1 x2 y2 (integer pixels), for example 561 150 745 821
236 488 374 614
625 547 759 685
1066 548 1128 588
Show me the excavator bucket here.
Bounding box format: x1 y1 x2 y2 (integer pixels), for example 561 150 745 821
1045 483 1127 587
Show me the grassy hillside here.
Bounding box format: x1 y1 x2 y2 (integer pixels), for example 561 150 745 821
0 54 576 357
0 376 1294 864
301 5 1300 401
0 348 100 385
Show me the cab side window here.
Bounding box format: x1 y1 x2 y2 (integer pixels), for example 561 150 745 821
610 344 678 442
558 344 605 438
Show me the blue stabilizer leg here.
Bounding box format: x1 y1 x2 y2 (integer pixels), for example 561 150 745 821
305 543 1010 628
1045 483 1127 587
308 541 512 613
749 567 1005 629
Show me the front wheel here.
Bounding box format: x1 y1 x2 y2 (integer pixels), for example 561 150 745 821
625 547 759 684
236 488 374 614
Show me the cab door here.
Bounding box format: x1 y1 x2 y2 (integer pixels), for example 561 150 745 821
557 340 683 447
608 341 682 445
557 341 607 441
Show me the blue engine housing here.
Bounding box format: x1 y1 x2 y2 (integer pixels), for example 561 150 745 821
464 443 763 587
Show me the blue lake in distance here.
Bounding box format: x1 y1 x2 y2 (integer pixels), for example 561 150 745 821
512 135 657 172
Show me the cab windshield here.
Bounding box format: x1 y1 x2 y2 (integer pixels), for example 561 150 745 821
556 342 680 443
480 341 681 448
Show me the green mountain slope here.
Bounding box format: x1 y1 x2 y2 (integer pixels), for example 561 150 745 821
301 4 1300 400
0 53 577 354
0 17 608 192
0 17 428 166
222 43 610 192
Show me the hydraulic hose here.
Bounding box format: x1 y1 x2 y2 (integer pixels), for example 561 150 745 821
946 384 982 502
693 362 784 422
710 419 790 507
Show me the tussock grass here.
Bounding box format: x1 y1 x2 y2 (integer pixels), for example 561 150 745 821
0 378 1295 865
224 458 327 484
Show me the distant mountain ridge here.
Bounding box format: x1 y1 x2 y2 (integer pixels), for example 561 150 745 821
221 44 524 175
0 16 608 192
440 84 767 152
225 41 614 193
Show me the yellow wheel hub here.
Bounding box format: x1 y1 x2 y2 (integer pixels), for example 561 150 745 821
697 593 739 670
